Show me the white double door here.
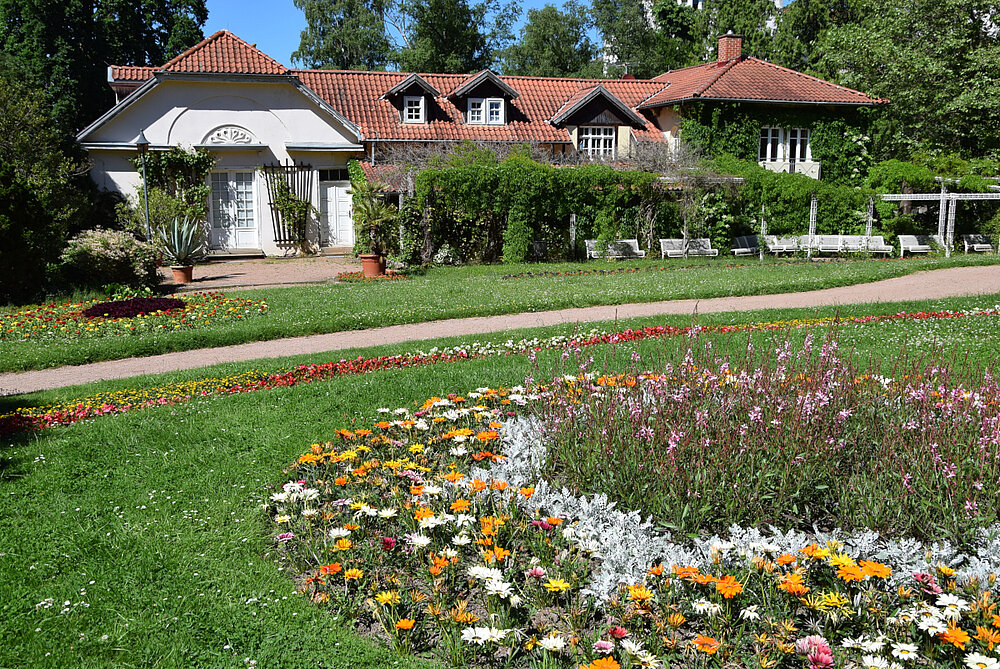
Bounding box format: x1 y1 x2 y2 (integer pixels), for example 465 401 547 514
319 182 354 247
209 171 259 249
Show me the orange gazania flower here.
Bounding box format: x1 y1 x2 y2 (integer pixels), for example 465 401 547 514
343 568 363 580
938 624 971 649
488 422 502 429
335 428 355 439
428 565 443 576
836 564 866 583
976 625 1000 651
776 553 796 566
692 573 718 586
319 562 342 575
450 498 471 513
777 573 810 596
546 517 564 526
647 564 665 577
692 634 721 654
469 478 488 493
993 613 1000 628
476 430 500 442
334 476 348 486
409 485 425 496
667 612 685 627
491 480 508 491
354 428 372 436
334 538 353 551
343 523 359 531
860 560 892 579
716 575 744 599
442 471 464 483
519 487 535 498
395 618 415 630
413 506 434 521
673 565 701 579
580 658 620 669
374 421 392 429
485 546 511 562
800 544 830 560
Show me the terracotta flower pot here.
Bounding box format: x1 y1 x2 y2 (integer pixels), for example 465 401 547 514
171 265 194 284
360 254 386 278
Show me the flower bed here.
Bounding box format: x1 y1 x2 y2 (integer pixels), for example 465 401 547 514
4 307 999 434
269 381 1000 669
336 271 410 283
0 292 268 342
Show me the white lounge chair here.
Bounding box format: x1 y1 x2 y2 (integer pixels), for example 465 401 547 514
585 239 646 259
962 234 994 253
864 236 894 255
764 235 798 254
898 234 934 257
686 238 719 257
815 235 843 254
659 239 685 258
731 235 760 256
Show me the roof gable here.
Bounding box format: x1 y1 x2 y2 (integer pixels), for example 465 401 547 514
381 73 441 99
550 84 650 128
447 69 519 99
160 30 289 75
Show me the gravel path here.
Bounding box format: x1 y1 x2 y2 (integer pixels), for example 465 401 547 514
3 265 997 396
161 255 360 291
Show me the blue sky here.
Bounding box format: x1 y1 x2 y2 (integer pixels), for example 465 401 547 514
204 0 559 67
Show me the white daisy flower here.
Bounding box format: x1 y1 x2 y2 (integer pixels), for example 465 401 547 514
965 653 1000 669
537 636 565 652
891 642 919 661
328 527 351 539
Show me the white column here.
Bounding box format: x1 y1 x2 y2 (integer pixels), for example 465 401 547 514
808 194 817 259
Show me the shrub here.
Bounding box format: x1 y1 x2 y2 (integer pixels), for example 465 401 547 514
81 297 185 319
59 228 160 290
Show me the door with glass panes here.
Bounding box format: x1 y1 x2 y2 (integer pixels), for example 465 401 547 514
209 171 258 249
318 181 353 247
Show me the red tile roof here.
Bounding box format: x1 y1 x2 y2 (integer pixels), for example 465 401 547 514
641 56 886 107
111 65 157 81
295 70 667 143
160 30 289 75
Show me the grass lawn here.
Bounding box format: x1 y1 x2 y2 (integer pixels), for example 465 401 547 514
3 254 999 373
4 294 1000 667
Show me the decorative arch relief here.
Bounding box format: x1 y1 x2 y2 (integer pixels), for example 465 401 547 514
204 125 258 145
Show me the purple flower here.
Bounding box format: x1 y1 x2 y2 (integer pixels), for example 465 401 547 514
593 640 614 655
276 532 295 543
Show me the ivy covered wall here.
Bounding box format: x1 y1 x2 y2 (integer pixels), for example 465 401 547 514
678 102 873 185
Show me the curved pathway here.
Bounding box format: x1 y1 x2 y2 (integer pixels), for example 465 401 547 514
2 265 998 396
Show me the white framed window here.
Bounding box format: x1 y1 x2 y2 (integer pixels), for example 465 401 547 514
467 97 505 125
578 126 616 158
210 171 255 229
403 95 425 123
487 99 504 124
759 127 811 163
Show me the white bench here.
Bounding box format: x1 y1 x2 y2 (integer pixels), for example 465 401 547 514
731 235 760 256
585 239 646 259
841 235 865 253
686 238 719 257
962 234 994 253
815 235 843 254
864 236 894 255
659 238 685 258
898 234 935 257
764 235 798 254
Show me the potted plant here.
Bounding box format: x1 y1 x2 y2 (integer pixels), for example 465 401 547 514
352 188 398 277
157 216 208 284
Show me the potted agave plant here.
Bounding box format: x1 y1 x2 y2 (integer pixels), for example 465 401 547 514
352 185 398 277
157 216 208 284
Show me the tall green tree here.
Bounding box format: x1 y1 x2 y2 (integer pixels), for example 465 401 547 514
771 0 860 73
692 0 779 60
395 0 519 73
292 0 394 69
0 0 207 132
818 0 1000 157
591 0 697 78
501 2 599 77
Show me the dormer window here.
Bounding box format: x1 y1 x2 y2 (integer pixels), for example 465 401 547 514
468 98 505 125
403 96 425 123
579 126 616 158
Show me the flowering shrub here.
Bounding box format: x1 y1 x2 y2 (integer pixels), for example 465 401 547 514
270 384 1000 669
81 297 185 319
538 337 999 545
58 228 160 289
336 271 410 283
0 291 267 342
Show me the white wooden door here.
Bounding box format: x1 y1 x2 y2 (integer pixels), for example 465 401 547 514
319 182 353 247
210 172 258 249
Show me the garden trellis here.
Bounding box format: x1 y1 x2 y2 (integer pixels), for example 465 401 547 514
262 161 314 244
877 189 1000 257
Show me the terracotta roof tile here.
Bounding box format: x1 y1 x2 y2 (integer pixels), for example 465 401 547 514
295 70 666 143
642 57 885 107
111 65 157 81
160 30 289 75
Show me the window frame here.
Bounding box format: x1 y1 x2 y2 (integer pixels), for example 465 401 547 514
578 125 616 159
759 126 812 164
403 95 425 124
210 171 256 230
487 98 504 125
467 97 505 125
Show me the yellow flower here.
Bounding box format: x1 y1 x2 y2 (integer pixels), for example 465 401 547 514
627 585 654 603
343 568 363 580
543 578 571 593
375 590 401 606
274 514 291 523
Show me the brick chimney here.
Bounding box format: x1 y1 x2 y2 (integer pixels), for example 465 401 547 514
718 31 743 62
